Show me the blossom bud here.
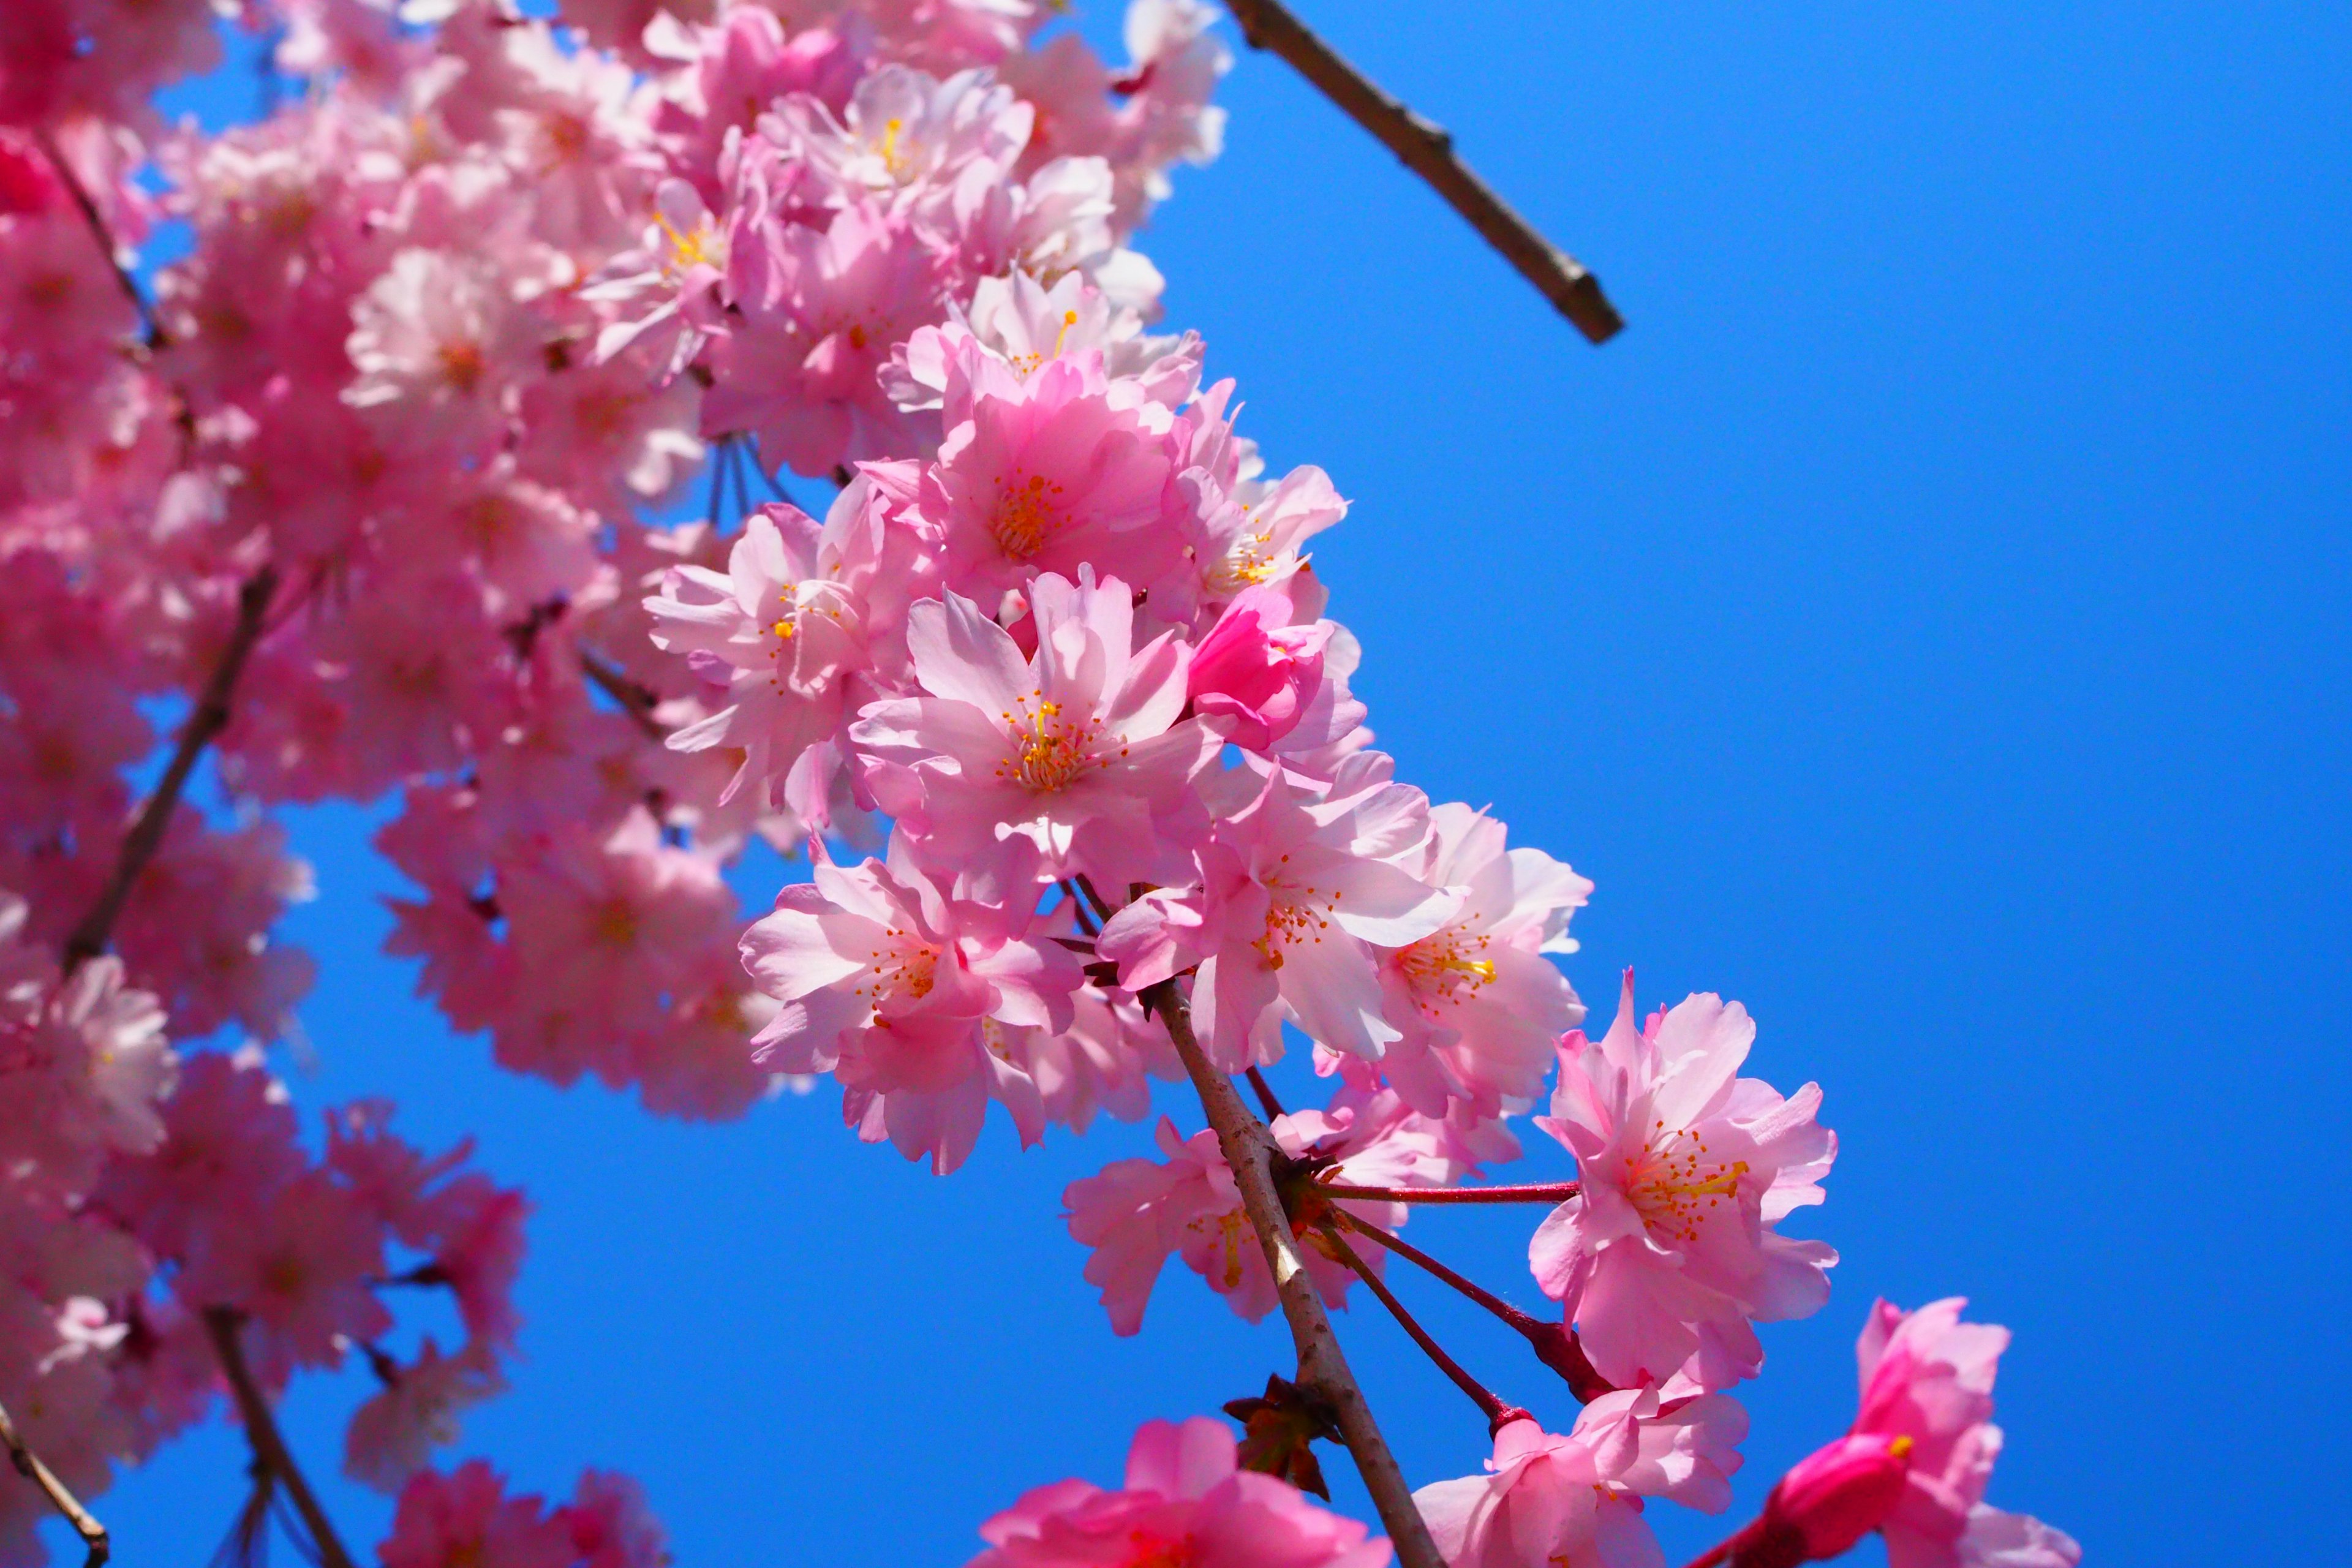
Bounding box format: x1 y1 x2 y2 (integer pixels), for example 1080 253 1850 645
1745 1432 1915 1565
1187 586 1331 750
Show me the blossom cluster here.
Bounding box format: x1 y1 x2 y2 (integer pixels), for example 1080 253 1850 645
0 0 1226 1558
0 0 2082 1565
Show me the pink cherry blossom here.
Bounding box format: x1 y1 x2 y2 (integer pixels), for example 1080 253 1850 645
852 572 1214 884
741 834 1077 1173
1529 973 1837 1391
1186 584 1333 753
1375 803 1591 1120
1850 1299 2078 1568
1098 763 1458 1068
970 1415 1390 1568
918 342 1183 600
646 500 884 809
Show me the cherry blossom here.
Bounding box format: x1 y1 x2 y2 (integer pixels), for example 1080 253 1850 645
1529 973 1838 1391
970 1415 1390 1568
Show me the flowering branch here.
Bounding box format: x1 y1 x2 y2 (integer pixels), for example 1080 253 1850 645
1316 1222 1518 1432
1219 0 1625 343
0 1396 108 1566
33 131 160 349
198 1309 358 1568
1142 979 1445 1568
61 565 280 976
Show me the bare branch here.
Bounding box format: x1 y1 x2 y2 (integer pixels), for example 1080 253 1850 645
33 131 162 349
62 566 279 976
1221 0 1624 344
200 1310 358 1568
0 1396 109 1566
1144 981 1444 1568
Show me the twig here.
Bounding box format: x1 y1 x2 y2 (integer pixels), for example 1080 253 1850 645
1329 1207 1532 1330
580 652 669 741
1220 0 1624 344
200 1310 358 1568
0 1396 109 1566
1245 1066 1287 1120
1313 1179 1580 1205
34 130 161 348
62 566 279 976
1316 1223 1515 1430
1144 981 1443 1568
1330 1208 1617 1403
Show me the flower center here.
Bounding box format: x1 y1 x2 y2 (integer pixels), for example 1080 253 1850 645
1623 1124 1749 1243
1395 926 1496 1011
996 699 1107 793
437 337 485 394
854 929 940 1006
990 471 1067 560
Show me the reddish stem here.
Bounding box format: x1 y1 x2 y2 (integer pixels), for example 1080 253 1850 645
1330 1207 1540 1332
1317 1223 1516 1430
1314 1180 1580 1205
1246 1067 1287 1120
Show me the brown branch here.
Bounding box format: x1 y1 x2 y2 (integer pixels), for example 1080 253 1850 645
33 130 161 349
1143 981 1443 1568
200 1310 358 1568
580 652 669 742
61 566 279 976
0 1396 108 1566
1221 0 1624 344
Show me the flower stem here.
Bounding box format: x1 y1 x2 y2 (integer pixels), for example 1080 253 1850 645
1246 1066 1287 1119
1329 1207 1540 1332
1330 1208 1616 1402
1317 1223 1518 1431
201 1309 356 1568
1313 1180 1580 1205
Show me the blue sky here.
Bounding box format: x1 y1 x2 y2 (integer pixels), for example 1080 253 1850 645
81 2 2352 1564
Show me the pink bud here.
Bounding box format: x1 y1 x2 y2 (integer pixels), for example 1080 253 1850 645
1186 586 1331 752
1757 1432 1915 1561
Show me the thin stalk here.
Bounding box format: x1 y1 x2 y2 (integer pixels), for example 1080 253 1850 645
35 130 158 346
62 566 279 974
1145 981 1443 1568
200 1310 356 1568
1314 1180 1580 1205
1245 1066 1287 1119
1329 1207 1538 1333
1317 1223 1515 1430
1329 1208 1616 1402
0 1396 108 1565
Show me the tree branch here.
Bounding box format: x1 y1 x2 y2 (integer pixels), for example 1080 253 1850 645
1143 981 1443 1568
61 566 279 976
200 1310 357 1568
579 652 669 741
0 1396 108 1566
1220 0 1624 344
34 130 160 349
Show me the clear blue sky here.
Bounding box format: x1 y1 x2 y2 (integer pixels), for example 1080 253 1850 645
86 3 2350 1564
